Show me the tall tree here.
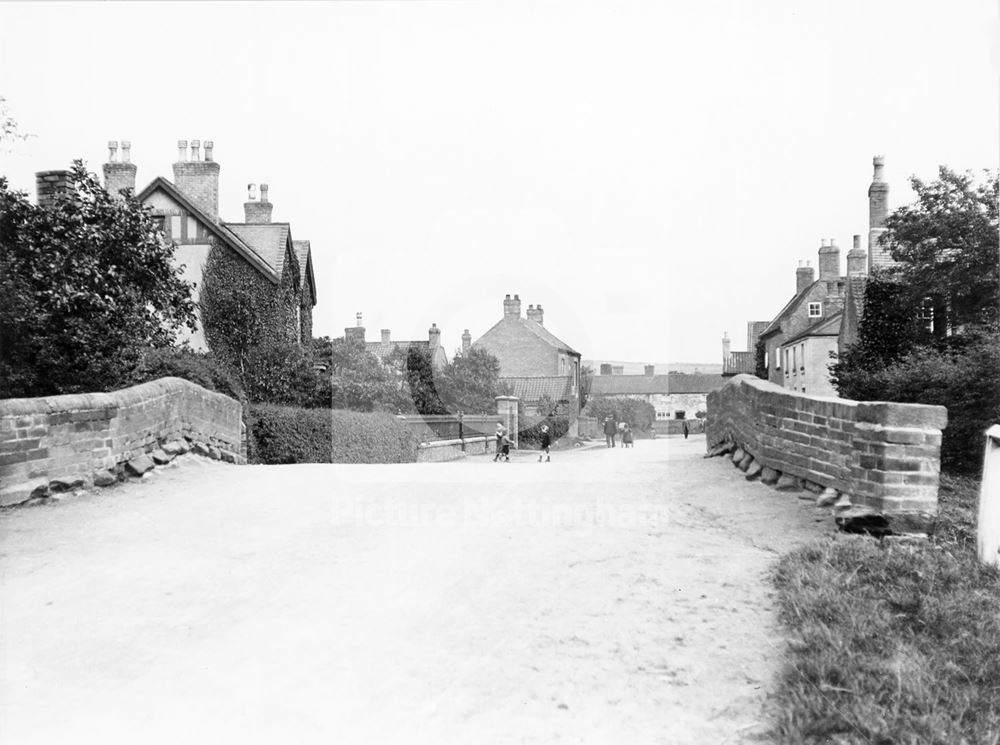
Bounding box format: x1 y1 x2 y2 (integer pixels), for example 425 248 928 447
437 347 502 414
405 346 447 415
329 336 406 412
0 163 196 397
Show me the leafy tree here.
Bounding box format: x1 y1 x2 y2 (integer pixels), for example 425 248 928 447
0 96 31 152
583 396 655 432
535 393 566 418
0 163 197 397
579 364 594 411
329 336 406 412
754 338 768 379
405 346 446 415
437 347 501 414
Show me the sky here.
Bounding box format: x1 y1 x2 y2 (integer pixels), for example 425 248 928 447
1 1 998 365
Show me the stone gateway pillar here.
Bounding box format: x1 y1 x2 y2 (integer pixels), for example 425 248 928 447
496 396 519 450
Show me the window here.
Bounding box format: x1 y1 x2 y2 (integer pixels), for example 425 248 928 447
187 217 198 240
799 343 805 372
170 215 182 239
808 302 822 317
919 297 934 332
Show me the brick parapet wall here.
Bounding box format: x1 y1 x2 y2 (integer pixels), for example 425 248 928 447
706 375 946 529
1 377 244 504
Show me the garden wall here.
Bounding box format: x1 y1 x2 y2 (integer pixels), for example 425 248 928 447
707 375 947 533
1 377 244 506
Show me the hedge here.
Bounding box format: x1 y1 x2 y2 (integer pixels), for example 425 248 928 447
331 410 418 463
519 416 570 449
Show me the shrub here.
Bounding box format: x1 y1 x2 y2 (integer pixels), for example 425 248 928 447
130 347 245 402
247 403 332 464
242 342 329 408
331 410 418 463
518 416 570 449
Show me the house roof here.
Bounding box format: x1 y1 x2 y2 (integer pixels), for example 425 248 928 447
723 351 755 376
782 310 844 345
225 223 292 277
136 177 278 284
292 239 316 305
501 376 575 402
476 317 581 356
589 373 726 396
367 339 429 361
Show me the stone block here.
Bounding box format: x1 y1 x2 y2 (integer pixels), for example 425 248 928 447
856 401 947 430
49 475 85 492
775 474 801 492
731 448 745 464
760 467 780 485
816 487 840 507
150 449 174 465
0 478 49 507
191 441 212 457
93 470 117 487
803 480 824 494
124 454 155 477
744 461 763 480
737 454 753 472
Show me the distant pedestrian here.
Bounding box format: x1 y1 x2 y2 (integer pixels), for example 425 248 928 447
683 420 690 439
493 422 505 462
603 416 617 448
622 424 634 448
539 424 551 462
500 432 511 461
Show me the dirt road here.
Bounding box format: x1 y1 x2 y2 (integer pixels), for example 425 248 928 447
0 437 828 744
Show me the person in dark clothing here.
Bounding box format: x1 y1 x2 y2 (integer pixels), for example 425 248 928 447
493 422 506 462
622 424 634 448
500 432 511 461
538 424 551 462
603 417 617 448
683 420 690 439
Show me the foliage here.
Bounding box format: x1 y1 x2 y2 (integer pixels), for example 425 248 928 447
535 393 567 418
582 396 655 432
246 403 332 464
405 345 446 415
328 336 408 413
331 409 418 463
242 341 330 408
0 96 31 151
695 410 707 419
754 338 768 379
437 347 501 414
518 416 571 449
579 365 594 411
0 164 197 398
129 347 245 402
771 475 1000 743
882 166 999 331
832 328 999 474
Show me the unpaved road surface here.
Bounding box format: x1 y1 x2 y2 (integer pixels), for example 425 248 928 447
1 437 829 744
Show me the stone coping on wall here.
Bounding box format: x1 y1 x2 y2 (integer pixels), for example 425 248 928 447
1 377 245 507
706 374 947 534
416 436 493 463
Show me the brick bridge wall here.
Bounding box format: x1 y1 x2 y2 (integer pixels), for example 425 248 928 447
706 375 947 533
1 377 244 506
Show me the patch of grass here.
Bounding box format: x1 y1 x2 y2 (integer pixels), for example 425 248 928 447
771 475 1000 744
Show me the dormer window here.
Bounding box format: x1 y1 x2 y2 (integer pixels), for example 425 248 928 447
808 302 822 318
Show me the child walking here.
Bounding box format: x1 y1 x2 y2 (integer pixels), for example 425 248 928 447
538 424 551 462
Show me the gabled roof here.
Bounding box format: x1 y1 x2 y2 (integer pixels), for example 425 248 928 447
137 177 278 284
367 339 429 361
225 223 291 277
782 310 844 345
292 240 316 305
501 375 574 402
589 373 726 396
476 317 581 356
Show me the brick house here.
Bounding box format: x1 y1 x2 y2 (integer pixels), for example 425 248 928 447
343 314 449 372
101 139 316 351
470 294 583 427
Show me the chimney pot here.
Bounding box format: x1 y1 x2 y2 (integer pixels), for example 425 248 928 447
260 183 269 203
381 329 390 343
203 140 214 162
190 139 201 161
356 312 363 327
853 234 861 249
120 141 131 163
107 140 118 162
821 239 828 247
177 140 188 161
247 183 257 201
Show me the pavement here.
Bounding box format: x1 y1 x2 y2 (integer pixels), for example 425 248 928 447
0 435 831 744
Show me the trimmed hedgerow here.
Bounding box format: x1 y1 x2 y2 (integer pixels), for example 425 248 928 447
519 416 570 449
331 409 418 463
130 347 246 402
247 403 332 464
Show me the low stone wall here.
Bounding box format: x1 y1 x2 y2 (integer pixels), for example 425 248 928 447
706 375 947 534
416 436 494 463
1 377 244 506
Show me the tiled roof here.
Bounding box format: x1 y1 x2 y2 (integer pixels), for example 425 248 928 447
589 373 726 396
367 339 429 362
782 310 844 345
522 319 580 356
136 177 279 284
225 223 291 276
501 376 574 402
723 351 755 376
292 239 316 304
747 321 770 348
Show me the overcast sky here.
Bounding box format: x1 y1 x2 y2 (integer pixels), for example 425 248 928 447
1 1 997 365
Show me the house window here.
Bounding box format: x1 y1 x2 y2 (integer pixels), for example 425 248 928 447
808 302 822 317
187 217 198 240
799 343 805 372
170 215 182 239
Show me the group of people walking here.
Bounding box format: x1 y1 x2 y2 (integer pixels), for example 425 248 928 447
493 422 552 463
602 417 634 448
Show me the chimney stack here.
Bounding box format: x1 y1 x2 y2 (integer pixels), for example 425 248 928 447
35 169 73 209
428 323 441 349
461 329 472 355
868 155 891 271
503 293 521 320
526 303 544 325
847 234 868 276
599 364 612 375
796 260 815 294
173 137 221 221
345 312 366 343
244 181 273 223
611 365 624 375
644 364 655 376
818 237 840 280
722 332 731 364
381 329 391 343
103 139 137 199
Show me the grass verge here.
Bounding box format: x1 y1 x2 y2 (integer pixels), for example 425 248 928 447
770 474 1000 744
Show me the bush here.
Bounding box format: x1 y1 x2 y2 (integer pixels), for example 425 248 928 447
242 342 329 408
582 396 655 432
331 410 418 463
130 347 245 402
247 404 332 464
518 416 570 449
